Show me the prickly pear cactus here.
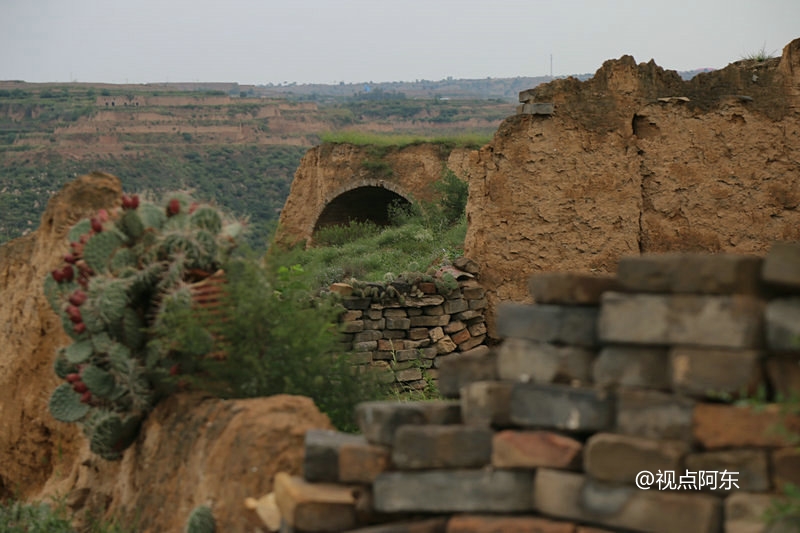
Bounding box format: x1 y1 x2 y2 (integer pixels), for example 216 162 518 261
45 192 244 460
185 505 216 533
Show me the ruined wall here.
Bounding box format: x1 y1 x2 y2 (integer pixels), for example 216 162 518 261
274 142 473 247
464 38 800 335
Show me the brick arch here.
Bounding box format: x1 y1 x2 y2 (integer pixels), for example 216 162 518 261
312 179 414 235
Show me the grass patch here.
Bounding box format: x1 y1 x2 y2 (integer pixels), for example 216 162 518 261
741 43 778 62
320 130 492 149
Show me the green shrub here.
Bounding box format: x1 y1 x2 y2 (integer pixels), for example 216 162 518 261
314 220 381 247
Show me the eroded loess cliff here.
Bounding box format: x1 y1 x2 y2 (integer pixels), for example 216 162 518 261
464 38 800 334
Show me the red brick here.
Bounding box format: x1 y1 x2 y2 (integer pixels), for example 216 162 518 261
773 447 800 490
339 442 390 484
693 403 800 449
451 328 472 345
492 430 582 469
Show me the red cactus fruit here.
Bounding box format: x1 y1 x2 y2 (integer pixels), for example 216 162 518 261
97 209 109 223
61 265 74 282
73 322 86 334
68 289 87 307
90 217 103 233
130 194 140 209
72 382 88 394
121 195 132 209
66 373 81 383
67 306 82 324
167 198 181 217
64 253 76 264
80 391 92 404
51 268 65 283
79 233 91 244
77 276 89 289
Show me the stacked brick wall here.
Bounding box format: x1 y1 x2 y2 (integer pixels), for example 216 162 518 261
335 263 489 391
260 243 800 533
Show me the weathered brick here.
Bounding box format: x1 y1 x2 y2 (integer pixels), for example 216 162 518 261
599 292 764 348
460 381 513 427
444 320 466 333
457 334 486 352
510 383 614 432
343 298 371 310
370 361 397 384
616 389 694 441
383 329 407 340
392 425 492 469
396 368 423 382
354 330 383 343
420 346 438 359
366 308 384 320
725 491 785 533
364 318 386 329
685 450 770 492
451 328 472 345
446 515 575 533
437 349 497 398
406 295 445 307
444 299 469 314
424 304 446 316
341 320 365 333
765 298 800 352
341 310 363 321
348 351 373 365
670 347 764 399
436 336 457 354
491 430 582 469
408 327 429 340
407 308 423 317
395 349 420 362
529 272 620 304
533 469 722 533
497 339 594 384
411 315 451 327
406 337 431 349
773 447 800 490
356 400 462 445
273 472 356 532
583 433 688 484
456 310 484 321
303 430 366 482
616 253 763 294
462 286 485 300
497 302 598 347
468 298 488 310
374 470 534 513
384 308 408 318
762 241 800 289
386 317 412 330
693 403 800 449
377 338 405 352
354 340 378 352
766 355 800 400
468 322 487 337
592 345 669 390
338 441 390 484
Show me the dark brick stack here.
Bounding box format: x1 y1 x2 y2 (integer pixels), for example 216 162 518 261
336 266 489 391
271 243 800 533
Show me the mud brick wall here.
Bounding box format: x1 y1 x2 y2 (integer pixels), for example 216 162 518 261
270 242 800 533
335 270 488 391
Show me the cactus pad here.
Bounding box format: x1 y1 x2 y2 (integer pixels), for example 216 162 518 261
88 412 142 461
65 339 93 364
84 229 126 273
190 206 223 234
53 348 77 379
185 505 215 533
49 383 90 422
119 210 145 240
67 219 92 243
81 364 115 397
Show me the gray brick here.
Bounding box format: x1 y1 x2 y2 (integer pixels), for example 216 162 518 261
533 469 722 533
374 470 534 513
303 429 366 482
496 302 598 347
460 381 513 427
392 425 492 469
411 315 450 327
583 433 688 484
617 253 763 294
354 330 383 343
497 338 594 384
592 345 670 390
510 383 614 432
725 492 784 533
528 272 619 304
355 400 461 446
383 308 408 318
766 355 800 403
762 241 800 290
615 389 694 441
765 298 800 352
444 298 468 314
437 348 497 398
670 347 764 399
599 292 765 348
386 317 412 330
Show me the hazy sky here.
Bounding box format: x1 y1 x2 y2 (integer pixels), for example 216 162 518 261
2 0 798 85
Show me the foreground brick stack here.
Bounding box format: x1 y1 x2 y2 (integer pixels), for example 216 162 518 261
269 243 800 533
335 260 488 391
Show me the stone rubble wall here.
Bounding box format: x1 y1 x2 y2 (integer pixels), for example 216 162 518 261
334 261 489 391
263 242 800 533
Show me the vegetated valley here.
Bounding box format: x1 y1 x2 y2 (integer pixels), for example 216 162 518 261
0 79 524 250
